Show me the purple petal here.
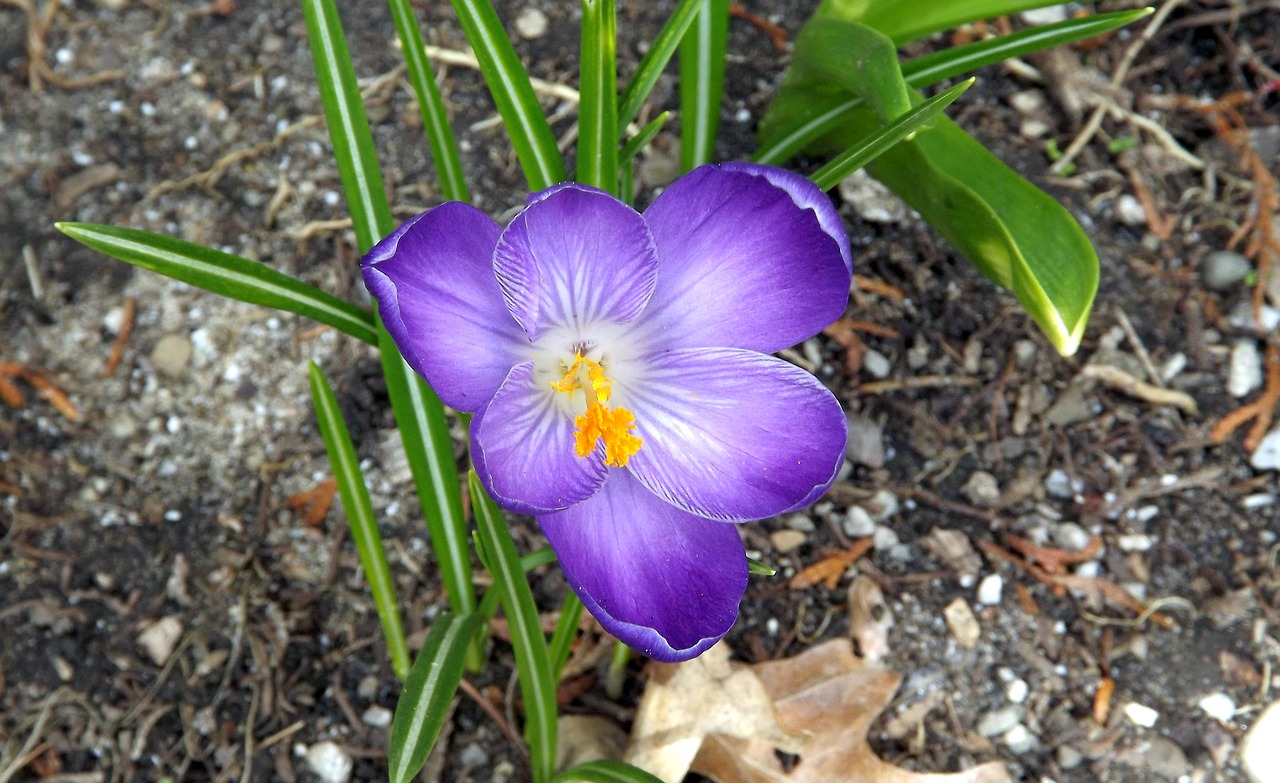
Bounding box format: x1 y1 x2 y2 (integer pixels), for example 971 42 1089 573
639 164 852 353
721 162 853 273
472 362 607 515
539 470 747 661
494 184 658 340
362 203 528 413
624 348 845 521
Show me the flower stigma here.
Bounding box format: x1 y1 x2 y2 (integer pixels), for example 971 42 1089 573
551 352 642 467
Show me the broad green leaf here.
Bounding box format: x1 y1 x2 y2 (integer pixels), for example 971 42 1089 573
809 79 973 191
823 0 1075 45
302 0 479 640
470 471 558 783
309 361 410 679
450 0 567 191
678 0 728 171
387 0 470 202
55 222 378 346
754 8 1152 166
388 612 482 783
618 0 707 130
578 0 619 194
761 17 1097 354
552 760 666 783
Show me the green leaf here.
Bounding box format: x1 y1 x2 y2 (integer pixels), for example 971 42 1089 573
809 78 973 191
746 556 777 577
823 0 1078 45
449 0 567 191
387 0 470 202
388 612 482 783
619 111 670 164
754 8 1152 166
469 471 558 783
578 0 619 194
55 222 378 346
548 592 584 680
617 0 707 130
552 760 666 783
309 361 410 679
760 17 1097 354
678 0 728 171
302 0 479 640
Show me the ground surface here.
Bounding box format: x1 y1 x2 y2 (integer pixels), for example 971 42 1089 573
2 1 1279 781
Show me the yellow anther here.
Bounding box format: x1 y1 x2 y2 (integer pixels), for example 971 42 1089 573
552 352 641 467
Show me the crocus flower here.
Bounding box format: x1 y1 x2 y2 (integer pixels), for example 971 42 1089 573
362 163 851 662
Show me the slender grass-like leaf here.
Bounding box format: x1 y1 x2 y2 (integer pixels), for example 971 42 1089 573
617 0 706 130
809 78 973 191
578 0 618 194
387 0 470 202
828 0 1076 45
309 361 410 678
552 760 666 783
619 111 670 164
470 471 557 783
476 545 558 621
901 8 1154 87
302 0 479 636
450 0 566 191
548 592 583 680
678 0 727 171
753 8 1152 166
55 222 378 345
388 612 482 783
746 556 777 577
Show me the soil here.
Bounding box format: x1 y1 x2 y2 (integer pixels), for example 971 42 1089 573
2 1 1279 782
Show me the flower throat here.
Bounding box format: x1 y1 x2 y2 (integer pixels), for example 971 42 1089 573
551 352 642 467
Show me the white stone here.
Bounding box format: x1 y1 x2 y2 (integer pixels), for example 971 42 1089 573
863 349 891 379
976 574 1004 606
843 505 876 538
137 616 183 665
977 706 1023 737
1021 5 1069 24
872 525 899 551
944 597 980 649
1198 693 1236 722
1117 533 1154 552
1115 194 1147 226
1241 700 1280 783
1251 428 1280 471
305 741 354 783
362 706 392 728
1005 678 1029 704
1123 701 1159 728
1044 469 1078 500
838 169 909 224
1229 340 1264 398
1002 724 1037 754
514 7 548 38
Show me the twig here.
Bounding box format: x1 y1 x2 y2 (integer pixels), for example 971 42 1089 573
458 678 526 755
1078 363 1198 414
1210 345 1280 452
1113 307 1165 389
1052 0 1183 174
857 375 981 395
102 297 136 378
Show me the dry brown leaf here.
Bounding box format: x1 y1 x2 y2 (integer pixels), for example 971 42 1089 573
789 538 873 590
628 640 1010 783
847 576 893 664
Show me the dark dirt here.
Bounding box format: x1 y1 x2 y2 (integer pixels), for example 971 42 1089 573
2 1 1278 782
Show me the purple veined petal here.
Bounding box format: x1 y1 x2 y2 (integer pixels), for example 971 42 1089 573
720 161 853 274
538 470 747 662
639 164 852 353
472 362 608 515
362 203 529 413
623 348 846 522
494 184 659 340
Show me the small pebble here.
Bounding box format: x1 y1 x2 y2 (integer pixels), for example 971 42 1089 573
865 489 899 523
1021 6 1068 23
1251 428 1280 471
1117 533 1154 552
137 616 183 665
1052 522 1092 552
514 7 548 38
1159 352 1187 383
1044 469 1078 500
862 349 891 379
976 705 1023 737
1229 340 1264 398
1201 250 1252 292
838 169 909 224
150 334 193 377
1056 744 1084 770
871 525 899 551
770 529 807 555
305 741 354 783
844 414 885 468
1123 701 1159 728
943 597 980 649
1005 677 1028 704
1198 692 1235 722
962 470 1001 508
1002 724 1037 754
1114 194 1146 226
843 506 875 538
1241 700 1280 783
362 706 392 728
976 574 1004 606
